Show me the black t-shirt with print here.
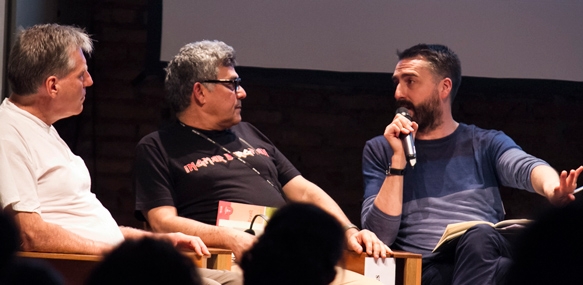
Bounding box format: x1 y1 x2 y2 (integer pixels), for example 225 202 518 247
134 121 298 225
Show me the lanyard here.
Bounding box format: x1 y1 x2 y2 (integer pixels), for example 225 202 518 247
180 122 280 192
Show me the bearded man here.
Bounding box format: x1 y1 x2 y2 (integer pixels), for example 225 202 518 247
360 44 582 285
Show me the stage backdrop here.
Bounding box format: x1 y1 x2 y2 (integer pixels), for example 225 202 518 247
161 0 582 82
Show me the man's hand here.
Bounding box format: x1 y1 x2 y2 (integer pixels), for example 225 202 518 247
227 229 256 262
548 166 583 206
157 232 211 257
345 228 392 259
384 112 418 167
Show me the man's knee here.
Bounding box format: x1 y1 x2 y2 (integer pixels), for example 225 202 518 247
458 223 511 257
467 223 497 234
460 224 498 244
198 268 242 285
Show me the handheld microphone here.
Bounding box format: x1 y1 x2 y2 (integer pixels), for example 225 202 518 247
395 107 417 167
244 214 269 236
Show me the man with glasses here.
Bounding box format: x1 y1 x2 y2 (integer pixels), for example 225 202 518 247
0 24 240 285
133 40 388 284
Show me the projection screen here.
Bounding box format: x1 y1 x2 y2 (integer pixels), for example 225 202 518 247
161 0 582 82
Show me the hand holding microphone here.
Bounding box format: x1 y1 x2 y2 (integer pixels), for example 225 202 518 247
395 107 417 167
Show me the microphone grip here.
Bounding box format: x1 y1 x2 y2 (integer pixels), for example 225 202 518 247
400 133 416 160
395 107 417 166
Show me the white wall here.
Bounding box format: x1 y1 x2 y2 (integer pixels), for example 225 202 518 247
162 0 583 82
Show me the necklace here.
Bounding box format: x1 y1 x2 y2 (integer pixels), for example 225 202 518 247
180 122 283 195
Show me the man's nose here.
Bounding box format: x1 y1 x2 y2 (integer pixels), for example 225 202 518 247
85 71 94 87
236 86 247 99
394 84 404 100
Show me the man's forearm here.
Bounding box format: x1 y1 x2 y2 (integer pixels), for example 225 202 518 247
530 164 560 198
147 211 253 259
373 176 404 216
148 213 239 249
283 176 354 227
362 197 401 245
119 225 154 239
11 210 113 255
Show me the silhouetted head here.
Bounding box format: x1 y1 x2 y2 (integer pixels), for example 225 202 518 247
241 203 345 285
87 237 202 285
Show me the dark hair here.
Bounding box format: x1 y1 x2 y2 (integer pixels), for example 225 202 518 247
7 24 93 95
398 44 462 102
240 203 345 285
86 237 202 285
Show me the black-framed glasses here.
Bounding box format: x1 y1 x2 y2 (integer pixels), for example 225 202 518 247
201 78 242 93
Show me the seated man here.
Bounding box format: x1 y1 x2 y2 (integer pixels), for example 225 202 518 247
0 24 239 285
133 40 389 285
360 43 583 285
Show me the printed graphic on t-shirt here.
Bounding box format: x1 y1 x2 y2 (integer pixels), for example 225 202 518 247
183 147 270 173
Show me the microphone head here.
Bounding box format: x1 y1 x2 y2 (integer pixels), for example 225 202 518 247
395 107 412 120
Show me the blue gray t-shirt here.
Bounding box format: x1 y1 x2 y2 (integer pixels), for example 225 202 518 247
361 123 547 255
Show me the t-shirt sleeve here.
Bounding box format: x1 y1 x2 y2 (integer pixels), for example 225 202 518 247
133 135 176 221
0 137 41 213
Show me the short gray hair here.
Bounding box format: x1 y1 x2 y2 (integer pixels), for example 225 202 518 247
165 40 236 113
7 24 93 95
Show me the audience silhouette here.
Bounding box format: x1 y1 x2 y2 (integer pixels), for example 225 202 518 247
0 211 63 285
87 237 202 285
507 198 583 285
240 203 345 285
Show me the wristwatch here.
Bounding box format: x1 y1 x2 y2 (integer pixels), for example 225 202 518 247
386 167 406 176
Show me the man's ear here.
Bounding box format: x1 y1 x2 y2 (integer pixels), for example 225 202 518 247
439 77 453 100
45 76 58 98
192 82 206 105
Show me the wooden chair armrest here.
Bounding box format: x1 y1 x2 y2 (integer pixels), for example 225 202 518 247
17 251 102 285
17 251 103 262
342 250 422 285
181 248 233 271
17 248 232 285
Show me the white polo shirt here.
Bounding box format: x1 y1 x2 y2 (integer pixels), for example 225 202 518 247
0 98 124 245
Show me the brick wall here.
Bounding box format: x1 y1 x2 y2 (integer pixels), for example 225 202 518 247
58 0 583 228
